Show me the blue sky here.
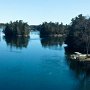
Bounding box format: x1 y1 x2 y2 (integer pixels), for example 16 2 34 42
0 0 90 25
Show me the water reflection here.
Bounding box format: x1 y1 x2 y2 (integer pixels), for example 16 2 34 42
40 37 65 50
66 56 90 90
3 36 30 49
1 31 90 90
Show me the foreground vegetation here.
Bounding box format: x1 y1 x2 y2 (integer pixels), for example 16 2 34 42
65 14 90 55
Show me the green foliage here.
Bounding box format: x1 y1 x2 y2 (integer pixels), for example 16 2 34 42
3 20 30 37
65 14 90 54
37 22 67 38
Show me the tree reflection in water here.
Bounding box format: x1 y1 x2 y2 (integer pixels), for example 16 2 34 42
65 55 90 90
3 36 30 49
40 37 65 50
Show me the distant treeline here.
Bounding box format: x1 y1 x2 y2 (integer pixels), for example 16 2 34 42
30 25 39 31
3 20 30 37
0 23 5 28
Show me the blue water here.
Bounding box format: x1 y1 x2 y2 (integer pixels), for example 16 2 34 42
0 31 90 90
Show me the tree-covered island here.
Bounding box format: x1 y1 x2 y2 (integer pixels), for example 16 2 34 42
36 22 68 38
2 14 90 56
3 20 30 37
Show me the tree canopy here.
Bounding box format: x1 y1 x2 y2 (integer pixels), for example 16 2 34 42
37 22 68 38
65 14 90 54
3 20 30 37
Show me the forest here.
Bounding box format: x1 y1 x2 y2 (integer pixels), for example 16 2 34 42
3 20 30 37
36 22 68 38
2 14 90 54
65 14 90 54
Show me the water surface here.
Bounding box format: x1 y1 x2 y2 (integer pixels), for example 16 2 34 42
0 31 90 90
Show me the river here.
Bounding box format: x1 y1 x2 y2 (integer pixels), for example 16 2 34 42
0 30 90 90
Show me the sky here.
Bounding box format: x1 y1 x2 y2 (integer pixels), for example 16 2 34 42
0 0 90 25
